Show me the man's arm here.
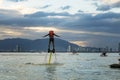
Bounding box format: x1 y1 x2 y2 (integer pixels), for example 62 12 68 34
54 34 60 37
43 34 49 37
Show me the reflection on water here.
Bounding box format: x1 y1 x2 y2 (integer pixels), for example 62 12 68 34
0 53 120 80
45 66 57 80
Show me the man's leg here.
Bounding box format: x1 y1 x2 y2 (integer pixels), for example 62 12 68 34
52 38 55 53
48 39 51 53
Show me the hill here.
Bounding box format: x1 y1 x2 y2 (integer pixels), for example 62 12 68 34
0 38 80 52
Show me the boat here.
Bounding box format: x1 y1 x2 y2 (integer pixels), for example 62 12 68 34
110 59 120 68
110 64 120 68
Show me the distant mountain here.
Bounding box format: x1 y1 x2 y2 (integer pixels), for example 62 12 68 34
0 38 80 52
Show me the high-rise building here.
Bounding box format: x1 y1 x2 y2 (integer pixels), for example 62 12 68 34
67 45 71 52
16 45 21 52
118 43 120 52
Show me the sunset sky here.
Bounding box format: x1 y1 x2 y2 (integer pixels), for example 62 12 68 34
0 0 120 49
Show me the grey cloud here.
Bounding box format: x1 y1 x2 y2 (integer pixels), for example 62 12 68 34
40 5 51 9
61 6 71 10
96 1 120 11
6 0 27 2
96 5 111 11
78 10 84 13
0 17 51 27
60 12 120 34
0 9 120 34
85 35 120 49
0 9 120 49
0 9 70 27
25 11 71 18
0 9 22 17
112 1 120 7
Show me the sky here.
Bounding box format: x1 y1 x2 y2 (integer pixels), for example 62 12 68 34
0 0 120 50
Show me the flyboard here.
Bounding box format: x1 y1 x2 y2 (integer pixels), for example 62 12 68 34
48 50 53 64
25 49 63 66
25 62 63 66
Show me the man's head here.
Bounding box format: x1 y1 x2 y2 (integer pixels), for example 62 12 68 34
49 30 54 34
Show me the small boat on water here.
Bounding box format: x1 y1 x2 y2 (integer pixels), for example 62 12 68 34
72 50 79 55
110 59 120 68
100 51 107 57
110 64 120 68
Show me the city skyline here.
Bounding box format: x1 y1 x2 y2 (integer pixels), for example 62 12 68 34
0 0 120 49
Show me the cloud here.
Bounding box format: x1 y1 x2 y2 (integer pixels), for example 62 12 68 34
0 0 120 49
40 5 51 9
59 12 120 34
112 1 120 7
101 0 119 4
25 11 70 17
0 9 120 49
78 10 84 13
0 26 25 39
0 0 3 4
24 27 58 33
96 1 120 11
0 9 49 27
23 26 120 40
88 0 119 4
96 5 111 11
61 6 71 10
6 0 27 2
70 41 87 47
0 9 120 34
1 26 119 49
0 9 23 18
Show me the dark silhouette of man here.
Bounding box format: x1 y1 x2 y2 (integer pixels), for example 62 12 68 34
43 30 60 53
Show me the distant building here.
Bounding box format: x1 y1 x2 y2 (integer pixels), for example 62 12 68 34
16 45 21 52
67 45 71 52
118 43 120 52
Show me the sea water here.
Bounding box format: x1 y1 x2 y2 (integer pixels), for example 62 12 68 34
0 52 120 80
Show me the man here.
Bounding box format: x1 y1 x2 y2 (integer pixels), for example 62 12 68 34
43 30 60 53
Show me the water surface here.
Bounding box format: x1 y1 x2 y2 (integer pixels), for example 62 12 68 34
0 53 120 80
